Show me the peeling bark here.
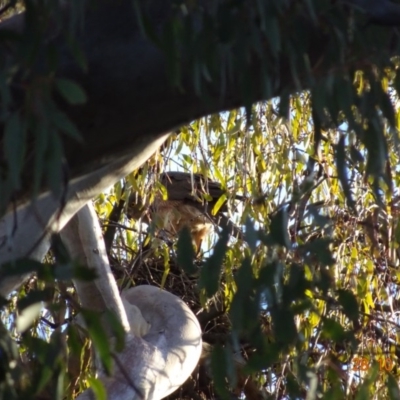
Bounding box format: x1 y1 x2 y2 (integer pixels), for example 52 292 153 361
76 286 202 400
0 133 169 296
60 203 131 332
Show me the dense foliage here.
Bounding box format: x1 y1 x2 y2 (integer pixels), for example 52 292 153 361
2 1 400 399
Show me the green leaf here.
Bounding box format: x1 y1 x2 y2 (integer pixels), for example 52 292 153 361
162 19 182 88
278 92 290 118
230 257 255 331
17 288 53 311
335 135 355 210
71 265 98 281
235 257 253 297
66 324 84 357
211 193 227 216
355 363 379 400
322 385 345 400
0 259 48 277
46 44 59 73
286 373 303 398
210 345 230 400
156 182 168 200
177 227 196 274
66 34 88 72
81 310 112 374
387 373 400 400
350 145 364 164
322 318 346 342
132 0 161 46
334 76 354 125
247 345 279 370
265 16 281 57
379 89 395 128
87 376 107 400
301 238 335 267
285 264 309 302
104 310 126 353
55 78 87 104
51 235 97 281
51 234 71 264
337 289 359 323
27 338 54 394
258 261 281 287
318 267 333 294
50 108 82 141
54 262 97 281
303 0 318 23
269 208 291 248
54 367 65 400
199 227 229 297
272 307 297 344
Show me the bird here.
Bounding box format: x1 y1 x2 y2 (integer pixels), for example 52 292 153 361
127 171 243 252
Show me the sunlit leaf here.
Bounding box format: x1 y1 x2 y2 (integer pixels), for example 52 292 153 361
87 376 107 400
211 194 227 216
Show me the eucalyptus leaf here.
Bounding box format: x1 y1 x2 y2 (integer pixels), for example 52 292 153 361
55 78 87 105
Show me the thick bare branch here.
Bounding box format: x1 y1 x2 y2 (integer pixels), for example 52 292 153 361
345 0 400 25
0 133 169 296
77 285 202 400
2 0 394 203
60 203 131 333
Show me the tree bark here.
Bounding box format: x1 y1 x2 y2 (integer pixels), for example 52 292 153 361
2 0 397 203
60 203 131 333
0 133 169 296
0 0 399 291
76 285 202 400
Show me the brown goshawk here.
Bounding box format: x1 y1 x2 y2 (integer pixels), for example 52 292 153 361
127 171 242 251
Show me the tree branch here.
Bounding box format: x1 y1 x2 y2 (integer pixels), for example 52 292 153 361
0 0 361 202
0 134 169 296
345 0 400 25
60 202 131 333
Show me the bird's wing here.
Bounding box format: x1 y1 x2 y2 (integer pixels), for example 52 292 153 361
160 171 229 203
159 172 244 239
128 172 244 238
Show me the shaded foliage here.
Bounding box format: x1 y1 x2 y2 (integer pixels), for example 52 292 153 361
1 0 400 399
